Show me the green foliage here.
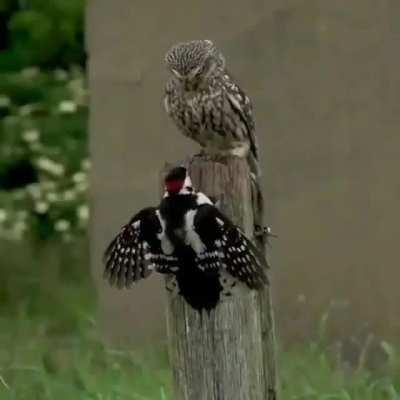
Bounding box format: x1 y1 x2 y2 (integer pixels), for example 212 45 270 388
0 0 17 13
0 0 85 70
0 67 89 241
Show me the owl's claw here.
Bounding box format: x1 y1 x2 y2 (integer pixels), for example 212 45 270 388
194 149 227 163
214 153 230 163
255 225 277 243
193 150 209 160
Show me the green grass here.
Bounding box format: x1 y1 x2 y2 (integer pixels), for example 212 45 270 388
0 239 399 399
280 344 400 400
0 240 172 400
0 322 172 400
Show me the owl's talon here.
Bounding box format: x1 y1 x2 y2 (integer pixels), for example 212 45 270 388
255 225 277 240
193 150 208 160
211 155 225 164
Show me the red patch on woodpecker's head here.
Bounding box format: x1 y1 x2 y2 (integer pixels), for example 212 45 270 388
165 166 187 194
165 179 184 194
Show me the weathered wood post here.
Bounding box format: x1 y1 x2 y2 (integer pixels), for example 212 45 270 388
165 156 277 400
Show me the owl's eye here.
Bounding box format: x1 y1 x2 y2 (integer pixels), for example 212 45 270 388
188 65 202 79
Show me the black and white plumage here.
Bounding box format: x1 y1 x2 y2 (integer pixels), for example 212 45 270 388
103 166 268 312
164 39 265 231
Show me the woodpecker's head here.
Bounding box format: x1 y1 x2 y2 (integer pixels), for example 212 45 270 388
165 40 225 90
164 166 193 196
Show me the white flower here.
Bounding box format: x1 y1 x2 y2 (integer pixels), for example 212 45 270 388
36 157 65 177
26 183 42 199
16 211 28 220
77 205 89 222
72 171 86 184
55 219 70 232
19 104 36 116
0 95 11 108
0 209 7 223
22 129 40 143
81 159 91 171
63 190 76 201
21 66 40 79
14 220 27 234
9 222 25 240
68 78 88 106
62 233 72 242
75 182 88 193
68 78 86 96
58 100 77 114
28 142 42 152
40 181 56 190
54 69 68 81
46 192 59 203
35 201 49 214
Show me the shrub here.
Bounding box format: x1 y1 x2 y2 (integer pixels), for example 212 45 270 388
0 66 89 241
0 0 85 70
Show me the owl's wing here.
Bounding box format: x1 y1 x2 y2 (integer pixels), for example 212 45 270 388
223 73 258 162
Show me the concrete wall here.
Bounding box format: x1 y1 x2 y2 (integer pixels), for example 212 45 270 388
87 0 400 343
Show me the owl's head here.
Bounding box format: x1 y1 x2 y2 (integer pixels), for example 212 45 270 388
165 40 225 88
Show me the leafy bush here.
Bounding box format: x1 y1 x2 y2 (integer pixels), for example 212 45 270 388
0 0 85 70
0 66 89 241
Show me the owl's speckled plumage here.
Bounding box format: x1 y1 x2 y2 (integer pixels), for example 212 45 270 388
164 40 259 164
165 40 218 78
164 40 265 230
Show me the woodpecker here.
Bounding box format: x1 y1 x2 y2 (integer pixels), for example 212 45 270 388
103 166 268 312
163 39 266 236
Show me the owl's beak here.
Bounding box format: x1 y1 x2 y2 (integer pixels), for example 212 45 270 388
171 69 183 80
187 66 201 79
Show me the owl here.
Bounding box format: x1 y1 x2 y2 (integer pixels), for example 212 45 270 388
164 40 266 238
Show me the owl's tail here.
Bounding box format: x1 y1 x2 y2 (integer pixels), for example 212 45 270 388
247 152 267 248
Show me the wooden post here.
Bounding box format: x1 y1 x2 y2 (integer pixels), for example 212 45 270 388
165 156 278 400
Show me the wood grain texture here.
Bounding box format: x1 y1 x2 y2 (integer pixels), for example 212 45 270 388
165 156 278 400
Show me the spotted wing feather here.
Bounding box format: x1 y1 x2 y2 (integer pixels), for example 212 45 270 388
103 207 177 288
193 204 268 289
221 223 268 288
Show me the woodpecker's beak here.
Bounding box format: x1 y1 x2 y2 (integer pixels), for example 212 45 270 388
183 175 192 188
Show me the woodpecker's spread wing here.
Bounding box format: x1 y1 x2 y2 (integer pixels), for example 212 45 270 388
103 207 178 288
191 203 268 289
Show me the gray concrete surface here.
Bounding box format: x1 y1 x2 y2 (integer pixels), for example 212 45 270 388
87 0 400 343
